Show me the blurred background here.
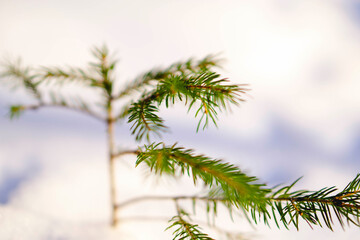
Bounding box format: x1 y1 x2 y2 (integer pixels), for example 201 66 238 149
0 0 360 239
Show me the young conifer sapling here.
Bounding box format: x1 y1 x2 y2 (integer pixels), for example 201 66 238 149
2 46 360 239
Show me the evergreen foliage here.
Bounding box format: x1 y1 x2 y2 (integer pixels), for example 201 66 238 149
137 143 270 213
167 208 214 240
1 45 359 239
270 174 360 230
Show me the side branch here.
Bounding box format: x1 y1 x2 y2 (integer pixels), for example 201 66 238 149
167 203 215 240
11 103 104 122
127 71 249 141
117 195 224 210
39 66 101 86
136 143 269 207
112 149 140 159
270 175 360 230
114 55 220 100
272 193 360 211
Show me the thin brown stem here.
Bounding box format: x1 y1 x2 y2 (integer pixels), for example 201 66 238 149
337 190 360 200
117 195 224 209
117 193 360 214
272 197 360 211
112 150 140 159
22 103 104 122
140 111 151 131
107 102 118 227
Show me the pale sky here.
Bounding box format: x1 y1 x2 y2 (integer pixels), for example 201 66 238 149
1 0 360 239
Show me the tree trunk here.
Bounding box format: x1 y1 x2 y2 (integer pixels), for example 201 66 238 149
107 104 118 227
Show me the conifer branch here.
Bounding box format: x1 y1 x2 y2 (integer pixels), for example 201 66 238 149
127 71 248 141
34 46 117 94
128 101 167 141
117 195 224 210
9 102 104 121
115 55 221 100
136 143 360 230
116 174 360 231
1 59 42 100
136 143 270 212
112 149 140 159
39 66 100 85
269 174 360 230
166 206 215 240
88 45 118 97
